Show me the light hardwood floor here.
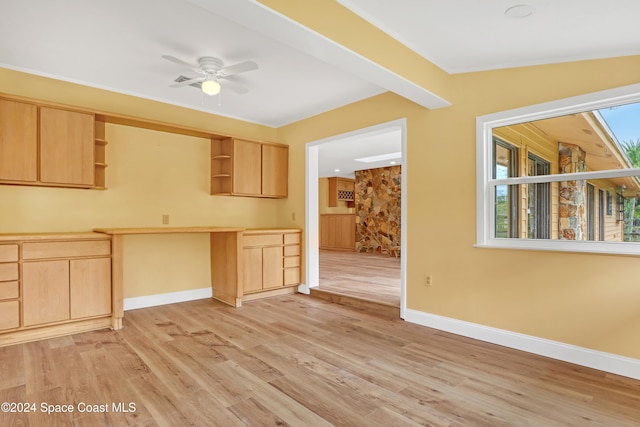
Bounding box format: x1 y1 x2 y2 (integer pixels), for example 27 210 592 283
1 295 639 426
319 250 401 307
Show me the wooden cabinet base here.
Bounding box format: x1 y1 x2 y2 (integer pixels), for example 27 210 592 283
320 214 355 251
0 316 112 347
0 232 114 347
242 285 297 302
241 229 301 300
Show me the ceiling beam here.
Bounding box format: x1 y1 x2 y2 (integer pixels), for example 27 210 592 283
186 0 451 110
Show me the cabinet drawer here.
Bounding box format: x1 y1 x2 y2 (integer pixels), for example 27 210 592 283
0 263 18 281
0 300 20 330
243 234 282 247
0 244 18 262
284 268 300 286
284 233 300 245
284 245 300 256
23 240 110 260
284 256 300 268
0 281 19 300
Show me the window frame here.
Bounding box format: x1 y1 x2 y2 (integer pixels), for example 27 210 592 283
493 138 519 238
476 82 640 255
526 153 551 240
587 183 595 241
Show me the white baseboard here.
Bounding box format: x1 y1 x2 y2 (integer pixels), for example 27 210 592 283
404 308 640 380
124 287 212 311
297 283 312 295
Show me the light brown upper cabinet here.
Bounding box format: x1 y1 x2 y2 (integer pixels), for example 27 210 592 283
328 177 355 208
233 139 262 195
40 107 95 187
211 138 288 198
261 143 288 197
0 96 107 190
0 99 38 182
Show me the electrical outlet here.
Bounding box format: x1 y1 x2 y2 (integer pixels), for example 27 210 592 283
162 214 170 225
292 212 296 221
424 274 432 287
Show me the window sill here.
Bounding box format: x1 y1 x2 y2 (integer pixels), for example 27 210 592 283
475 239 640 256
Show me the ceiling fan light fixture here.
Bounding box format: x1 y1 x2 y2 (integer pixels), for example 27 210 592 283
201 78 221 96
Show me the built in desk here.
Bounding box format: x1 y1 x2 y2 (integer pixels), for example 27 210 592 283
93 226 246 329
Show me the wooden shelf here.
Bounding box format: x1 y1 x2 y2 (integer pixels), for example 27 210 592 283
210 138 288 198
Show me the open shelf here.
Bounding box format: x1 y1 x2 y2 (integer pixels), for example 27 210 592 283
94 121 108 189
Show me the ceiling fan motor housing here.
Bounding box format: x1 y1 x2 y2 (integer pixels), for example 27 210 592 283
199 57 224 73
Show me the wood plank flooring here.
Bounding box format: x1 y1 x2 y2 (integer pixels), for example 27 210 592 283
1 295 639 426
319 249 401 307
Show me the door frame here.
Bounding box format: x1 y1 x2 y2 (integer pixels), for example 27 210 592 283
299 118 407 318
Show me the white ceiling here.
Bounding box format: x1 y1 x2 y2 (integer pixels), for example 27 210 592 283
317 127 402 178
337 0 640 74
1 0 638 175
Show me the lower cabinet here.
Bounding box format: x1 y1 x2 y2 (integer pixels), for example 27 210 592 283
320 213 355 251
70 258 112 319
22 257 111 326
23 260 71 326
0 233 112 346
242 229 301 297
0 301 19 331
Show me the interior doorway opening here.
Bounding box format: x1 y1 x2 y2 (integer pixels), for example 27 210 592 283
302 119 407 318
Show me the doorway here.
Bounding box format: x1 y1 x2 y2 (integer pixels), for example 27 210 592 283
302 119 407 318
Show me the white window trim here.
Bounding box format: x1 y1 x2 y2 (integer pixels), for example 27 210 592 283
476 82 640 255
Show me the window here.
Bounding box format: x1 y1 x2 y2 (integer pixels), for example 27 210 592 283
476 82 640 255
527 154 550 239
598 189 605 241
493 138 518 238
587 184 595 241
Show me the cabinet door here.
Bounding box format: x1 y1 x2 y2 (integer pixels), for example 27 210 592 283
339 215 356 250
262 246 283 289
327 215 338 248
40 107 94 187
242 247 264 292
0 301 19 330
70 258 112 319
232 139 262 195
0 99 38 182
262 144 288 197
23 260 70 326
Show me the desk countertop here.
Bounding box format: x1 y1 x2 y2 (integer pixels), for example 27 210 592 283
93 226 245 235
0 232 107 241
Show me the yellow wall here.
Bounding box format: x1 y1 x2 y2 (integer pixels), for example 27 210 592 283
3 52 640 360
0 70 282 298
278 55 640 360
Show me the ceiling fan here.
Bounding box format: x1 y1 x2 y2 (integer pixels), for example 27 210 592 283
162 55 258 96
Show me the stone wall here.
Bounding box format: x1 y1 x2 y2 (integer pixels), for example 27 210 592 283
354 165 401 254
558 142 587 240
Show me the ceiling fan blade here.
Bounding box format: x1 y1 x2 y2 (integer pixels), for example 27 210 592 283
220 60 258 76
170 77 205 88
162 55 199 70
220 79 249 95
